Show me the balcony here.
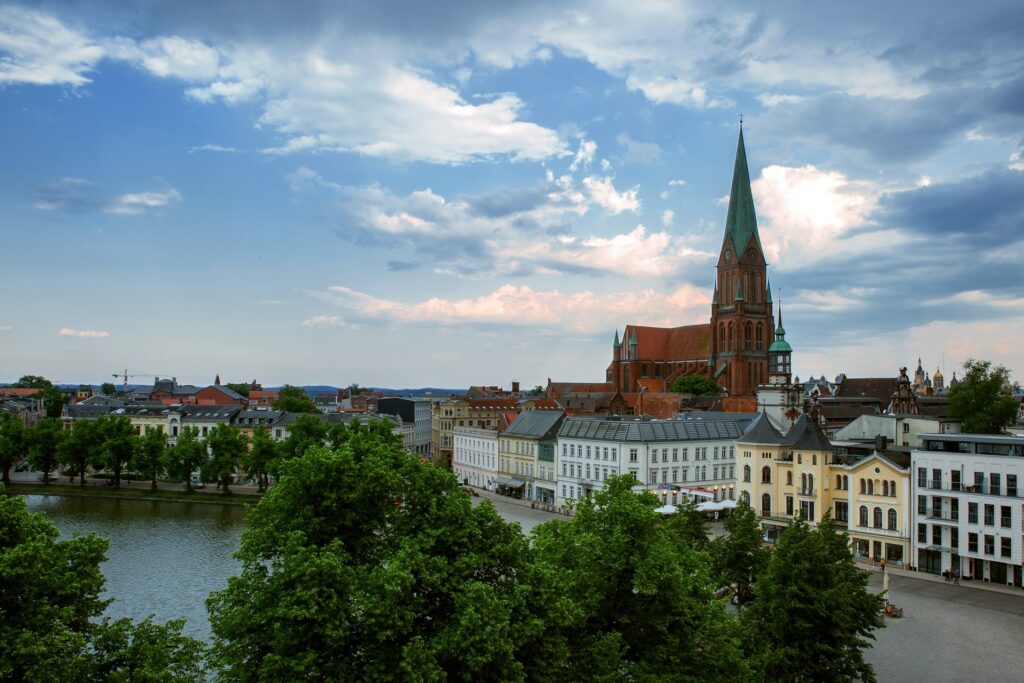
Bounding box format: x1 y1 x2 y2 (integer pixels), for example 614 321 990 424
925 511 958 524
797 488 816 496
922 482 1019 499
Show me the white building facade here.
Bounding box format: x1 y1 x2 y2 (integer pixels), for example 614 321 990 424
453 427 499 491
555 418 747 507
911 433 1023 587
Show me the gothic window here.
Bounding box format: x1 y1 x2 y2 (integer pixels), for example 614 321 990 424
719 324 725 346
727 322 734 351
756 323 764 350
745 322 753 351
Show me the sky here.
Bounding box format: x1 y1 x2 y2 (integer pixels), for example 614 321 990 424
1 1 1023 389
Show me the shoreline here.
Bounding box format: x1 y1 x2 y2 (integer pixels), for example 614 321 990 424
3 481 259 507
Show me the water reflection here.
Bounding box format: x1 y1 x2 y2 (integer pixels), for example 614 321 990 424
22 495 247 641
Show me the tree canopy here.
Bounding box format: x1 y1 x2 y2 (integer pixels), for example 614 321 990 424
14 375 66 418
948 358 1019 434
0 489 204 681
225 383 251 398
272 385 318 414
100 382 117 396
669 374 723 396
0 413 26 485
165 426 207 492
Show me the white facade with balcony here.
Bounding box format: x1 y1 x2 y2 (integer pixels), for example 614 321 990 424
911 434 1023 587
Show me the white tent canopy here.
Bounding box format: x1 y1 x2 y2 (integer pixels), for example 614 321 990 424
654 504 678 515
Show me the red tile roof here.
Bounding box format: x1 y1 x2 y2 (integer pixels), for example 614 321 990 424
626 323 711 361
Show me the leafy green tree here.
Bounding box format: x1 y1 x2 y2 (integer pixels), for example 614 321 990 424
272 385 318 414
97 415 138 488
166 426 208 492
225 383 250 398
949 358 1019 434
710 499 768 604
664 496 710 551
28 417 67 483
100 382 117 396
244 426 276 492
59 418 105 487
0 489 204 681
0 412 26 485
530 385 544 396
133 428 167 491
526 475 747 681
207 435 533 681
203 423 248 494
273 413 327 470
669 374 723 395
14 375 67 418
742 513 884 683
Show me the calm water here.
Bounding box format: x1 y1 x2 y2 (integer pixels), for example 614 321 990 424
21 495 247 641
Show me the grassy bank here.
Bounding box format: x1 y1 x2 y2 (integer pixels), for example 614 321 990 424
4 482 260 506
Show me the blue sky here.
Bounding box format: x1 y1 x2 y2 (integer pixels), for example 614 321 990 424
1 1 1023 389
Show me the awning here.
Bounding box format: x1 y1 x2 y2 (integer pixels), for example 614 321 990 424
655 504 678 515
495 476 526 488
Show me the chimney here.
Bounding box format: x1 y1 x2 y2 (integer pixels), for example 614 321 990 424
512 381 520 394
875 434 888 451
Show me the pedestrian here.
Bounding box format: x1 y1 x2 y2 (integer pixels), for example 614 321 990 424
943 568 950 582
953 568 960 585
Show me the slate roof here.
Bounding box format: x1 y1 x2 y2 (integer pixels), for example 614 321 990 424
736 411 788 445
504 410 565 439
785 414 834 451
179 405 241 421
559 417 745 442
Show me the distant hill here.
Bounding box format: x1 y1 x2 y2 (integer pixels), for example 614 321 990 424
266 386 466 398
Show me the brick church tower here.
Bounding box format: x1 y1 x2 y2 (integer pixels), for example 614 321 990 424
709 126 775 397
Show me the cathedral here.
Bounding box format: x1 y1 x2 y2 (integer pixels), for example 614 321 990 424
607 127 777 402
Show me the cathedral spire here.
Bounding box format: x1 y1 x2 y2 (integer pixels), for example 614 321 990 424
723 127 763 256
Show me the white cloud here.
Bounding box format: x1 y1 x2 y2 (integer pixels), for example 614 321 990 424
104 189 182 215
189 143 238 153
308 282 712 334
582 175 640 214
301 314 351 328
0 7 103 85
751 164 881 268
107 35 221 81
569 139 597 172
59 328 109 338
0 324 11 332
617 133 661 164
668 179 686 187
661 209 674 227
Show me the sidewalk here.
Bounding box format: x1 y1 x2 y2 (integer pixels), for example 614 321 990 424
858 560 1024 597
470 486 574 516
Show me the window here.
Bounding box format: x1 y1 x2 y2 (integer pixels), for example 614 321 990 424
1002 537 1012 558
672 448 678 461
681 447 688 461
761 466 772 484
888 509 897 530
984 535 995 555
860 478 866 494
867 479 874 495
917 467 927 488
990 472 1001 496
761 493 771 516
882 481 889 496
836 474 843 489
786 495 794 516
932 526 942 545
787 471 793 486
1001 505 1012 528
743 465 751 483
1008 474 1018 497
968 503 978 523
873 507 882 529
629 449 638 463
835 500 848 522
968 533 978 553
799 500 815 522
651 450 658 463
859 506 868 527
984 504 995 526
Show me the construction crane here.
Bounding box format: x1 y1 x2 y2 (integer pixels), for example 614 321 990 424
112 369 163 391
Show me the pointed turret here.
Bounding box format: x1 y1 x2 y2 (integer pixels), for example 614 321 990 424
613 329 620 348
766 279 772 303
712 283 719 305
215 373 221 386
722 127 763 256
629 328 638 361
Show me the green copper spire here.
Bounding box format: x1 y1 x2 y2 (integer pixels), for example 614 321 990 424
712 283 719 305
723 127 763 256
613 329 620 348
630 328 638 346
766 279 772 303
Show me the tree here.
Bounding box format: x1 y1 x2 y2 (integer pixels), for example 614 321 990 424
710 499 769 604
272 385 318 414
273 413 327 469
166 426 208 492
14 375 67 418
948 358 1019 434
0 412 26 485
530 385 544 396
100 382 117 396
664 495 710 551
225 383 250 398
669 374 723 396
525 475 747 681
133 428 167 491
0 489 204 681
58 418 105 487
742 513 884 682
244 426 275 492
28 417 67 484
97 416 138 488
203 423 248 494
207 434 534 681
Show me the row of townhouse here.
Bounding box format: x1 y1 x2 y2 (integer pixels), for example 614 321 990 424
453 412 752 508
737 413 1024 588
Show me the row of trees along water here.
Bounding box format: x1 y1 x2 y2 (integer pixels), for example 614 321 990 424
3 418 885 682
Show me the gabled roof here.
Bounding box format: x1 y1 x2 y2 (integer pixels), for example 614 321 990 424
505 410 565 439
785 414 834 451
202 385 246 400
722 128 763 256
621 323 711 361
833 377 894 404
736 411 787 445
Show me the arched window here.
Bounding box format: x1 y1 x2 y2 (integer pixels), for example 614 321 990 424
867 480 874 495
727 322 734 350
860 478 865 494
801 473 807 491
761 466 772 484
756 323 764 350
786 471 793 486
719 323 725 345
844 475 849 490
836 474 843 489
808 474 814 493
859 506 868 527
888 509 898 530
761 493 772 516
890 480 897 496
745 322 753 351
882 481 889 497
873 507 882 528
812 454 817 465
